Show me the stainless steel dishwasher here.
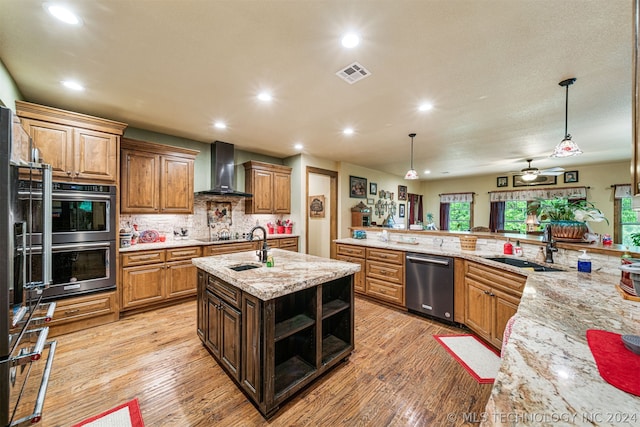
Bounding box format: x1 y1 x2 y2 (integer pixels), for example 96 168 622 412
405 252 455 323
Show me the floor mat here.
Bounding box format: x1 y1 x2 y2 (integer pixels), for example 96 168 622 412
433 334 501 383
70 398 144 427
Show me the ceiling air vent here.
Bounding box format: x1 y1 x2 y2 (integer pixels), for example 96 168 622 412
336 62 371 84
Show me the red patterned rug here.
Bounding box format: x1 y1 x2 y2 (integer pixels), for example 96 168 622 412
70 398 144 427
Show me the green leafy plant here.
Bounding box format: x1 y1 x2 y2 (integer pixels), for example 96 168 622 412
528 198 608 224
630 233 640 246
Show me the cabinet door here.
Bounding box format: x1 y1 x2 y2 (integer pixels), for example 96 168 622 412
336 255 365 294
121 149 160 213
492 288 520 349
166 260 198 299
197 271 206 340
221 302 242 381
22 119 73 180
206 291 221 358
121 264 165 309
242 293 262 402
160 155 194 213
464 278 492 341
251 169 274 213
273 171 291 214
74 128 118 183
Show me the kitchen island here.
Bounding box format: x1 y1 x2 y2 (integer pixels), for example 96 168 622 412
192 249 360 418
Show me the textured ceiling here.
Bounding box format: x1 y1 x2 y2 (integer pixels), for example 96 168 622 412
0 0 633 180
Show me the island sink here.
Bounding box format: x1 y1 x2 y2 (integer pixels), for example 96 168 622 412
483 257 563 272
228 264 261 272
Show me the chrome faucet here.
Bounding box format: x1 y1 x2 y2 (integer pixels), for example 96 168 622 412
248 225 269 263
543 224 557 263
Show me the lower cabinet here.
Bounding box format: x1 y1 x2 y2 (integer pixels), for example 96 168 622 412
197 270 354 418
464 261 525 349
335 244 366 294
120 246 200 313
48 290 119 336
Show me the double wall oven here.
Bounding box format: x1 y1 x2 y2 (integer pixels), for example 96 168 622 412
18 180 117 301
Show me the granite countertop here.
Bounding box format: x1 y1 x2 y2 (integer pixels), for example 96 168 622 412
335 237 640 426
118 234 299 253
192 248 360 300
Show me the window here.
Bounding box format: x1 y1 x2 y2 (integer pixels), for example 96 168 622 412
448 201 471 231
618 197 640 246
504 200 527 234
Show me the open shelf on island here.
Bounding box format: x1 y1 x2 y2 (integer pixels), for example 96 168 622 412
274 314 315 342
322 299 349 319
322 334 350 364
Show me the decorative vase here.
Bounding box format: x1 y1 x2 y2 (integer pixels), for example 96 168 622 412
549 220 588 241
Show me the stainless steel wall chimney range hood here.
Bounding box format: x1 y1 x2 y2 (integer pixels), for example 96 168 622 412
196 141 252 197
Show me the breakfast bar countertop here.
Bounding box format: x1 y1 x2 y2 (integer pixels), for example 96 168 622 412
192 248 360 300
334 236 640 426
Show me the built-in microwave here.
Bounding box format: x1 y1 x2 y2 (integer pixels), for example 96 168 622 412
18 180 116 244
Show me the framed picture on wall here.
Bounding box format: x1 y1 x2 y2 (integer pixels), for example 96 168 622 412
564 171 578 183
398 185 407 201
497 176 508 187
350 175 367 198
513 174 557 187
399 203 405 218
370 182 377 195
309 195 325 218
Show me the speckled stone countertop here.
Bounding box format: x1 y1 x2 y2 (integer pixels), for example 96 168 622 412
118 234 298 253
192 248 360 300
335 237 640 426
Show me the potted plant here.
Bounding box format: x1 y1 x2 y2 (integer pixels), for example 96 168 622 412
528 198 608 240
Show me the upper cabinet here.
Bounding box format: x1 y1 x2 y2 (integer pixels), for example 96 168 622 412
16 101 127 184
243 161 291 214
120 138 199 214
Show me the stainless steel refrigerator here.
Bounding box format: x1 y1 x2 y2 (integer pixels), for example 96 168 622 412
0 105 56 427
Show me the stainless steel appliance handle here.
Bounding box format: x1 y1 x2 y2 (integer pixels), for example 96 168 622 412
18 190 114 200
27 241 113 253
406 255 450 266
41 166 52 287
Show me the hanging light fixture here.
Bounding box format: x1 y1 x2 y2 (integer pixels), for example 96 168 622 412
404 133 418 180
550 77 582 158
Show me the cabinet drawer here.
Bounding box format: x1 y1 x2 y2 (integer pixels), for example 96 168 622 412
166 246 201 261
206 242 257 256
277 237 298 249
50 291 117 324
366 248 403 264
122 250 165 266
208 275 242 309
366 277 404 306
337 244 365 258
465 261 526 296
366 260 404 284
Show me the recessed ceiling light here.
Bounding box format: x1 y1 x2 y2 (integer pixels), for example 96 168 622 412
343 128 354 135
257 92 272 102
423 170 431 174
341 33 360 48
45 3 82 25
61 80 84 91
214 121 227 129
294 143 303 150
418 103 433 112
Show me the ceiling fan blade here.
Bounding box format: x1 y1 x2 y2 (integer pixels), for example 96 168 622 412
542 167 565 172
539 169 564 176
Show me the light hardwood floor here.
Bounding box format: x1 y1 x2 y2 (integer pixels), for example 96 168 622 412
40 297 492 426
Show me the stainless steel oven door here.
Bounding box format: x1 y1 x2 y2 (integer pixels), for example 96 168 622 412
26 241 116 301
18 181 116 244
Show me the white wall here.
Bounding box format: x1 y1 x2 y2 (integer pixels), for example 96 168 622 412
0 59 23 110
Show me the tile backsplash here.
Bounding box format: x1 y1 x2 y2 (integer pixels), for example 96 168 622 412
119 194 286 240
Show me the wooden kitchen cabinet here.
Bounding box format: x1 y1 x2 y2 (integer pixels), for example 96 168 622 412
335 244 366 294
16 101 126 184
243 161 292 214
365 247 405 307
48 290 119 337
120 246 200 313
120 138 198 214
204 237 299 257
464 260 525 349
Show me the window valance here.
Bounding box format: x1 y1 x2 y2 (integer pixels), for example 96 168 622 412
489 186 587 202
613 184 631 199
439 192 473 203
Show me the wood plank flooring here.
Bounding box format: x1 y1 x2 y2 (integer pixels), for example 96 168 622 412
39 297 492 426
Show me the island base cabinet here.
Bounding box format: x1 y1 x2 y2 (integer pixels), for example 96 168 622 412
198 270 354 418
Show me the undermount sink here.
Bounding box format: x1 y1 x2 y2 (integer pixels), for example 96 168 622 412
228 264 261 272
483 257 564 272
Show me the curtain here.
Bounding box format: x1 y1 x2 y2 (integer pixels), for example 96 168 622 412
440 203 450 230
614 184 632 199
489 186 587 202
407 193 423 225
489 201 505 232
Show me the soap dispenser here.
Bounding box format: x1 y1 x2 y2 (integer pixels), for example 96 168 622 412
503 238 513 255
577 250 591 273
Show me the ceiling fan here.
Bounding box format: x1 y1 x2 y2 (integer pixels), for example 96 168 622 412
511 159 564 182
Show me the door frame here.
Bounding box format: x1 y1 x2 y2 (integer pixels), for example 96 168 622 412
305 166 338 258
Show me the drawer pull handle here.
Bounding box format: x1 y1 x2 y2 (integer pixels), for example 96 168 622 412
172 251 194 256
65 309 80 315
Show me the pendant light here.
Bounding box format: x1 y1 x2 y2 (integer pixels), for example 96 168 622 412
550 77 583 158
404 133 418 180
